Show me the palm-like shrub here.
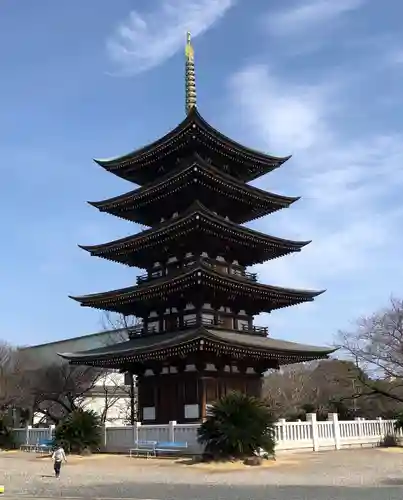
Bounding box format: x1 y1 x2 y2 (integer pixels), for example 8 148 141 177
198 391 276 460
394 412 403 433
0 415 14 450
55 409 102 454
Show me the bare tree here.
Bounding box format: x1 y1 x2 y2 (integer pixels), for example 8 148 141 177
1 313 140 427
1 342 103 425
98 312 139 425
0 342 23 413
337 297 403 404
14 353 102 425
263 363 315 417
84 371 132 425
263 357 400 419
100 312 141 343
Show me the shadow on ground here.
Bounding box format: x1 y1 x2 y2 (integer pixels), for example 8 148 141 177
380 477 403 486
10 481 403 500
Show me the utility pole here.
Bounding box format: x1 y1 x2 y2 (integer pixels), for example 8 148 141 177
352 378 357 415
129 372 136 425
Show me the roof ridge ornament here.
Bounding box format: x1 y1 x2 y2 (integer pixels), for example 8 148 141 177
185 31 197 115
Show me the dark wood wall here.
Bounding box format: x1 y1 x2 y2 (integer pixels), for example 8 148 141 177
137 369 263 424
203 373 262 403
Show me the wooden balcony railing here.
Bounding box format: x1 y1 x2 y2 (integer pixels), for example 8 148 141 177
128 324 156 338
242 324 268 336
203 259 258 282
128 319 268 337
135 259 258 285
136 270 164 285
231 268 258 282
183 317 224 328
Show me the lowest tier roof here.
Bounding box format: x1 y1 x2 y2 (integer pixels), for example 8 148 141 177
79 201 310 268
69 261 324 316
89 154 299 226
58 326 335 368
94 107 291 185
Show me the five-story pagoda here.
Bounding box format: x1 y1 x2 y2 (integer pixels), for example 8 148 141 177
60 34 334 424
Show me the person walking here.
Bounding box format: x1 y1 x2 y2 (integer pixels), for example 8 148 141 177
51 445 67 478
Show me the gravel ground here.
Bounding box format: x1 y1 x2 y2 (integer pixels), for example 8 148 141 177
1 448 403 499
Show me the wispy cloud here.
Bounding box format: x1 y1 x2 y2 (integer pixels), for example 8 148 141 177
386 48 403 66
232 65 332 151
266 0 365 37
228 64 403 291
106 0 234 75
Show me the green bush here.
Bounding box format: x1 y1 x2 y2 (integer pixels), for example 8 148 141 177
0 415 14 450
197 391 276 460
394 411 403 433
379 433 399 447
55 409 102 454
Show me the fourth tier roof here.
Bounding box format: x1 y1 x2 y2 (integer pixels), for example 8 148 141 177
89 153 299 227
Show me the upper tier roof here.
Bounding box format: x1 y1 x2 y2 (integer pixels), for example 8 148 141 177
79 201 310 268
89 154 299 226
69 261 324 316
58 326 335 368
94 107 291 185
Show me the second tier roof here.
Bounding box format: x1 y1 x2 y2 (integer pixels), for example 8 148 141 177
69 261 324 316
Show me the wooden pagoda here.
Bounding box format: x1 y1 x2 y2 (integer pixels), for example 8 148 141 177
60 34 334 424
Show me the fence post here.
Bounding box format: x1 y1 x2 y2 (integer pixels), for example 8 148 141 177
376 417 384 438
101 425 107 450
25 425 32 445
133 421 141 444
278 418 286 443
306 413 319 452
168 421 177 442
328 413 341 450
49 425 55 440
396 419 402 439
354 417 362 441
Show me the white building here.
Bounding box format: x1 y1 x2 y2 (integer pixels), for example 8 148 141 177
19 329 134 426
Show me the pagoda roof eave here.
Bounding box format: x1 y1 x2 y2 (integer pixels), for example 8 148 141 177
78 201 311 260
58 326 336 367
68 263 325 312
88 154 299 213
93 108 291 180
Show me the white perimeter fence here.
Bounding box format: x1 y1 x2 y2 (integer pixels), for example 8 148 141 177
12 413 401 455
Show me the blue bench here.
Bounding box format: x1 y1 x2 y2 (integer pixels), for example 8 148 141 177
20 443 37 452
129 440 157 458
37 439 54 454
20 438 54 453
155 441 188 455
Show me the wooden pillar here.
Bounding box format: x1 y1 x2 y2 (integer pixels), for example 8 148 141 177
247 311 253 330
158 307 165 332
211 299 220 326
129 371 136 425
233 306 240 330
199 377 207 421
178 303 185 329
194 297 203 327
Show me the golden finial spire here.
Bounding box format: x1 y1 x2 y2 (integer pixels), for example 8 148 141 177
185 31 196 114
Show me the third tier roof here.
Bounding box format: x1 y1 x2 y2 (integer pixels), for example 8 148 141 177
79 201 310 268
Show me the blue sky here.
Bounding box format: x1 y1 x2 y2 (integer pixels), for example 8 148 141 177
1 0 403 348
